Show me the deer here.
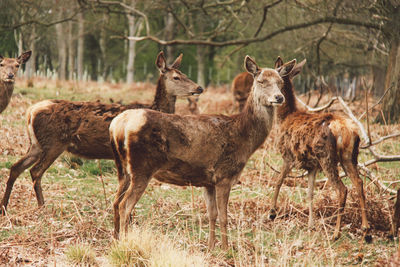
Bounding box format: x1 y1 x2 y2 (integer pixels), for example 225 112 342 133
269 56 371 242
0 51 203 213
109 55 300 250
0 51 32 113
232 71 253 111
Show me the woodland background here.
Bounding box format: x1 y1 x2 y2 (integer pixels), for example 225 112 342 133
0 0 399 122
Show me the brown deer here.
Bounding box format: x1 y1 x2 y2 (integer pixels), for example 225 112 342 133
187 96 200 114
269 57 370 241
0 51 31 113
0 51 203 212
232 71 253 111
109 55 297 250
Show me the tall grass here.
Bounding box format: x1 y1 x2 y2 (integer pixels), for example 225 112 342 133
108 225 208 267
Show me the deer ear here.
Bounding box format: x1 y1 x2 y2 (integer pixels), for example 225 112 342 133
274 56 283 69
17 50 32 64
170 53 183 69
156 51 167 73
244 56 259 76
290 59 306 78
278 59 296 77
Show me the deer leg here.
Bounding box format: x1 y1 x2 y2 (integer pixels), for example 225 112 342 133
113 174 130 239
0 145 41 213
270 162 291 220
320 160 347 241
29 147 65 207
203 186 217 250
307 169 317 229
341 160 371 242
118 171 151 238
215 180 232 250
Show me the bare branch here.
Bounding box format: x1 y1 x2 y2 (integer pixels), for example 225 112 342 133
296 96 337 112
121 16 381 47
94 0 150 36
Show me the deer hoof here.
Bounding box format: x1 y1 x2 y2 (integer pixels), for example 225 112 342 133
364 234 372 243
269 209 277 220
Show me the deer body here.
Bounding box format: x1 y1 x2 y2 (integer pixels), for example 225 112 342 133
269 57 370 241
0 51 31 113
110 56 294 250
232 71 253 111
0 52 203 211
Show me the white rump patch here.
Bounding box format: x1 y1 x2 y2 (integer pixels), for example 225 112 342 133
124 109 147 134
27 100 55 147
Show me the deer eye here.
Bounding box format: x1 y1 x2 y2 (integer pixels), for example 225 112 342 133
173 76 180 80
0 64 3 67
16 64 20 68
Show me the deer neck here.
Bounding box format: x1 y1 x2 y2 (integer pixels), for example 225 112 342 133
276 77 297 122
0 80 15 113
151 76 176 114
237 91 275 150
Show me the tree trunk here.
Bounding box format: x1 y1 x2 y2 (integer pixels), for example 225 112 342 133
372 65 386 97
77 12 85 81
378 38 400 123
164 12 175 65
67 20 75 80
126 3 136 84
196 45 206 88
55 22 67 80
26 24 36 79
99 14 108 81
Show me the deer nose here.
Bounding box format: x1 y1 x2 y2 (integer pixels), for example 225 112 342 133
8 73 14 79
192 86 203 95
275 95 284 103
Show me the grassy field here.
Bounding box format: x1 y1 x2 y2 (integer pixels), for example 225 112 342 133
0 77 399 266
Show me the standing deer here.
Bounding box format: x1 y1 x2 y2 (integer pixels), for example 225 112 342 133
0 51 31 113
0 51 203 212
232 71 253 111
269 57 370 241
109 56 296 250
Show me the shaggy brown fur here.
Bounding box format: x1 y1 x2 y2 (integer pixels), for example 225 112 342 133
0 52 203 211
232 71 253 111
0 51 31 113
109 56 296 250
269 57 370 241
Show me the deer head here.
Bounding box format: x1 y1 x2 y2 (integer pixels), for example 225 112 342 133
244 55 290 106
156 51 203 97
0 51 31 83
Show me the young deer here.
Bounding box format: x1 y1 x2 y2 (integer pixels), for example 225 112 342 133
232 71 253 111
269 57 370 241
0 51 31 113
109 56 295 250
0 52 203 212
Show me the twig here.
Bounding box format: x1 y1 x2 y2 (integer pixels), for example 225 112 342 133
265 161 307 178
358 165 397 194
358 84 392 120
97 160 109 208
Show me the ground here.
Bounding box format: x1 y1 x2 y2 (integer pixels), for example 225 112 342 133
0 77 399 266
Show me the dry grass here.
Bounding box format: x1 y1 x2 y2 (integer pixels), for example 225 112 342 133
108 225 208 267
0 77 399 266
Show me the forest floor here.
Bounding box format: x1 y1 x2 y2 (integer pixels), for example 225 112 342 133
0 77 399 266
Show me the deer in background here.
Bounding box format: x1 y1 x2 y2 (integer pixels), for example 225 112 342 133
0 51 31 113
109 55 297 250
232 71 253 111
269 57 370 242
0 51 203 212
